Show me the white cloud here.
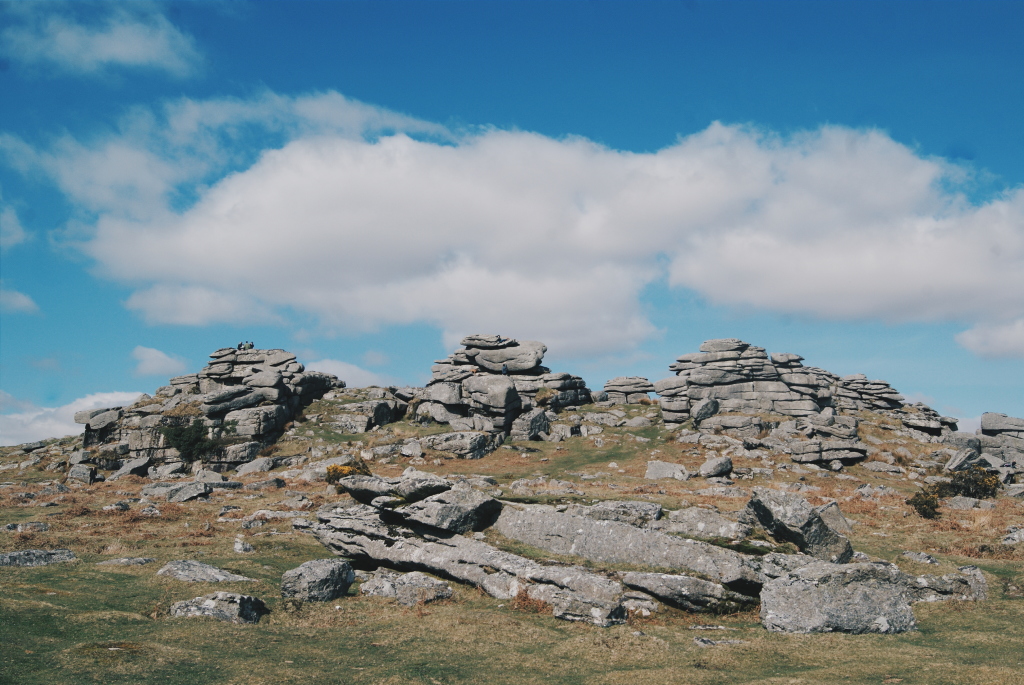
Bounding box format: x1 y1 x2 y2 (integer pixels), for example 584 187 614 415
0 205 29 249
131 345 186 377
0 390 143 447
304 359 399 388
955 319 1024 359
0 286 39 313
0 5 201 78
5 91 1024 358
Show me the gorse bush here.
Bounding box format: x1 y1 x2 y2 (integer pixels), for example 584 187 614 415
325 461 370 485
159 420 219 463
908 466 1001 518
947 467 1001 499
908 489 941 519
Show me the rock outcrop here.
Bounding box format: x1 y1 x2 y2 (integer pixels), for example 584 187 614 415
420 335 592 442
72 347 342 473
654 339 959 437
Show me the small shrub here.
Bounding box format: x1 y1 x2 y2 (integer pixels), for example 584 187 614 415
949 467 1001 499
908 489 941 519
325 461 370 484
159 420 219 463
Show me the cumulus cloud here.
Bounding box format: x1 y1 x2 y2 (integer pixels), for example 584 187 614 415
304 359 399 388
131 345 187 377
4 90 1023 358
0 5 201 78
0 390 142 447
955 319 1024 359
0 286 39 313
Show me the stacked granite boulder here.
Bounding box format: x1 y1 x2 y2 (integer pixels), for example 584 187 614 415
602 377 655 405
73 348 342 472
420 335 592 437
654 339 959 433
655 339 825 425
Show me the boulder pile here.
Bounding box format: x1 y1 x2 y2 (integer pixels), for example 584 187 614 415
654 339 960 439
72 347 342 473
419 335 592 436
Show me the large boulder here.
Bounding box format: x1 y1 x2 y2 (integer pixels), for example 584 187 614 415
281 559 355 601
657 507 751 540
470 340 546 372
645 460 689 480
760 562 916 634
170 592 267 624
740 488 853 563
394 487 501 533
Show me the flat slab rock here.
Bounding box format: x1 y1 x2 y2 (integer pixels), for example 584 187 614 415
311 504 627 626
157 560 255 582
761 561 916 634
492 502 762 594
0 549 76 567
170 592 267 624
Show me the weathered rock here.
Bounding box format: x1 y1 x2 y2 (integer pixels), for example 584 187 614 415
236 457 276 477
656 507 750 540
472 340 547 373
420 431 498 459
359 570 454 606
66 463 96 484
699 455 733 478
96 557 156 566
170 592 267 623
492 503 761 593
4 521 49 533
281 559 355 601
760 562 916 634
900 551 938 565
814 502 854 536
510 407 551 441
0 549 76 567
166 482 212 503
741 488 853 563
107 456 151 481
564 500 662 527
311 504 627 626
395 487 501 533
622 572 757 613
1002 527 1024 545
645 460 689 480
156 560 254 582
905 566 987 602
691 398 720 423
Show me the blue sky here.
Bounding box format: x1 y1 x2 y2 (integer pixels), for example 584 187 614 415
1 0 1022 445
